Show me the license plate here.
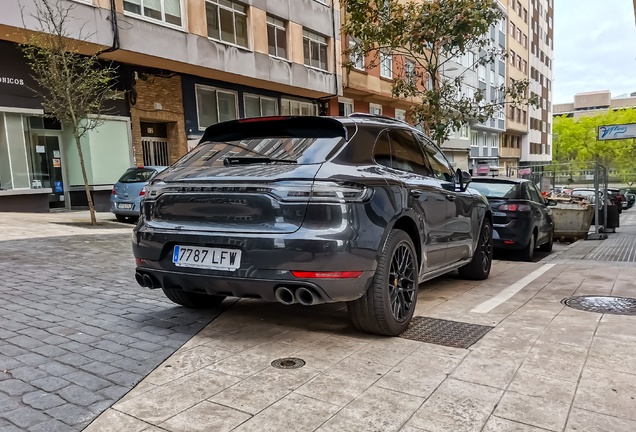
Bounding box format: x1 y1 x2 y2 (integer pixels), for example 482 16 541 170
172 245 241 271
493 212 506 217
118 203 133 209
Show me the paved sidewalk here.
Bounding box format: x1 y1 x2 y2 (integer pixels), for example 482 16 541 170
0 213 227 431
87 258 636 432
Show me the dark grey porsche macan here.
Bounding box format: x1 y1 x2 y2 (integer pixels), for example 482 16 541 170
133 115 493 335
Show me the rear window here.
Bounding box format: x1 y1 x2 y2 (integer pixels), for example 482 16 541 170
118 168 157 183
173 137 344 168
470 182 519 199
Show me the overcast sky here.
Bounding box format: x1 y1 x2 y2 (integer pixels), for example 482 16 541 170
554 0 636 104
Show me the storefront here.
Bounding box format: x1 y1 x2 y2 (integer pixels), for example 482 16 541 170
0 41 133 212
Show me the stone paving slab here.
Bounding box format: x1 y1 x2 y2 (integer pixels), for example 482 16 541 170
0 212 228 431
86 259 636 432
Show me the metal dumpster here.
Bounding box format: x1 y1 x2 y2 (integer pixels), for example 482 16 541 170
552 201 595 241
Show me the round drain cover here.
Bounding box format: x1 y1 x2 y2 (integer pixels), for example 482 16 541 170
562 296 636 315
271 358 305 369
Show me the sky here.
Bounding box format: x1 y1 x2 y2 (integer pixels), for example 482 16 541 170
554 0 636 104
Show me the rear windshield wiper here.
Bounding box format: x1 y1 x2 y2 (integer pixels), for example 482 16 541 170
223 157 297 166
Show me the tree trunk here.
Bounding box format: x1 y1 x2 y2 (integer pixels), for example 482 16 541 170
73 130 97 226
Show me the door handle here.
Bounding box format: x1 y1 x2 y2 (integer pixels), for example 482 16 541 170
445 194 456 201
410 189 422 197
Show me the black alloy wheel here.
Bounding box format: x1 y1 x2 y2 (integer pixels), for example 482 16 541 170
520 231 536 262
347 229 419 336
388 244 417 322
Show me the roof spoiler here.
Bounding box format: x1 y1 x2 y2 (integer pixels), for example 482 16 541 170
200 116 349 144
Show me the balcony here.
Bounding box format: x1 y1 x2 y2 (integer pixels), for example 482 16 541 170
500 147 521 158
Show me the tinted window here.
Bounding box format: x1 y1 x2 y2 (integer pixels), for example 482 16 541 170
174 137 344 167
388 129 430 176
373 131 392 168
420 139 454 182
528 184 544 203
470 182 519 199
118 168 157 183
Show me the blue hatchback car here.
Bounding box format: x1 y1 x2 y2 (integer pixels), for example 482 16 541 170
111 166 168 222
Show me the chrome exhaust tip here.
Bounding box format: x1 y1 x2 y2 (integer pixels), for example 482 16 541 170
275 287 297 305
142 274 155 289
295 287 325 306
135 272 146 287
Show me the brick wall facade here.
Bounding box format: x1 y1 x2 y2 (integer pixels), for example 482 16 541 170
130 75 186 166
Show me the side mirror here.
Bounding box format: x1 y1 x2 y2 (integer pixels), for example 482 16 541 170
456 169 471 192
547 199 558 207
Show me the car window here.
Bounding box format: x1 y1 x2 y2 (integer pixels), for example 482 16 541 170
528 184 544 203
388 129 431 176
118 168 157 183
373 130 391 168
470 182 519 199
419 138 454 182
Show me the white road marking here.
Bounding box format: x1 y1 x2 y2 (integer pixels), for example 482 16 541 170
471 264 555 314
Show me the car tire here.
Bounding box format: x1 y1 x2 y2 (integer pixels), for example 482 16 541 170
520 231 536 262
162 288 226 309
115 214 127 223
458 218 493 280
347 229 418 336
539 229 554 252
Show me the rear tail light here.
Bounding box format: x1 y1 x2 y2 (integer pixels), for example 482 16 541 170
139 189 146 196
112 189 116 195
292 271 363 278
499 204 531 212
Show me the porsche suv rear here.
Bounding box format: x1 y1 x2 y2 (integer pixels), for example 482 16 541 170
133 116 492 335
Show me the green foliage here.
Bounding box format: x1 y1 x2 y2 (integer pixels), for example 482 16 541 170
343 0 537 143
20 0 117 139
553 109 636 183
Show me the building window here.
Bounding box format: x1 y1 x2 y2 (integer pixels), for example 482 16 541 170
471 131 478 147
124 0 182 26
510 106 515 120
195 84 239 130
303 30 328 71
516 28 522 43
338 98 354 116
478 65 486 82
522 34 527 48
205 0 248 48
522 110 527 124
516 55 521 69
395 109 406 121
244 94 278 118
491 133 498 147
369 104 383 115
459 125 469 139
380 52 393 79
267 16 287 59
281 99 318 116
510 22 515 36
523 8 527 22
509 50 515 65
350 39 365 70
522 60 527 73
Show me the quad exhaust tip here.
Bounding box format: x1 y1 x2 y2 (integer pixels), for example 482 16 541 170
275 287 297 305
295 287 325 306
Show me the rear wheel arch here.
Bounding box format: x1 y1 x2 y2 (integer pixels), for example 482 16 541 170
390 216 422 270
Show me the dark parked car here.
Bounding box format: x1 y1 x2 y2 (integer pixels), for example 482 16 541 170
111 166 168 222
470 177 556 261
132 115 493 336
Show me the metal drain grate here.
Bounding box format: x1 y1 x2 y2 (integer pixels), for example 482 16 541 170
562 296 636 315
271 358 306 369
399 317 494 349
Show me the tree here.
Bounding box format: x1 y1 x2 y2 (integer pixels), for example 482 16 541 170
342 0 537 144
21 0 118 225
553 109 636 183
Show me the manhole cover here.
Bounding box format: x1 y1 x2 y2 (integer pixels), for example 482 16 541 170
562 296 636 315
399 317 494 349
271 358 306 369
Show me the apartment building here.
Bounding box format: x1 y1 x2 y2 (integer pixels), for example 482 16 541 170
501 0 530 176
554 90 636 118
467 4 509 176
524 0 553 166
0 0 341 211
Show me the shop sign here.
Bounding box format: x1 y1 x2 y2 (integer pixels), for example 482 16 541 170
519 168 532 176
53 158 61 168
598 123 636 141
54 181 63 193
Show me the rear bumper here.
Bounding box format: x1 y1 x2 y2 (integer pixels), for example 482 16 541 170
133 223 381 303
492 219 533 249
110 197 142 215
135 266 375 303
